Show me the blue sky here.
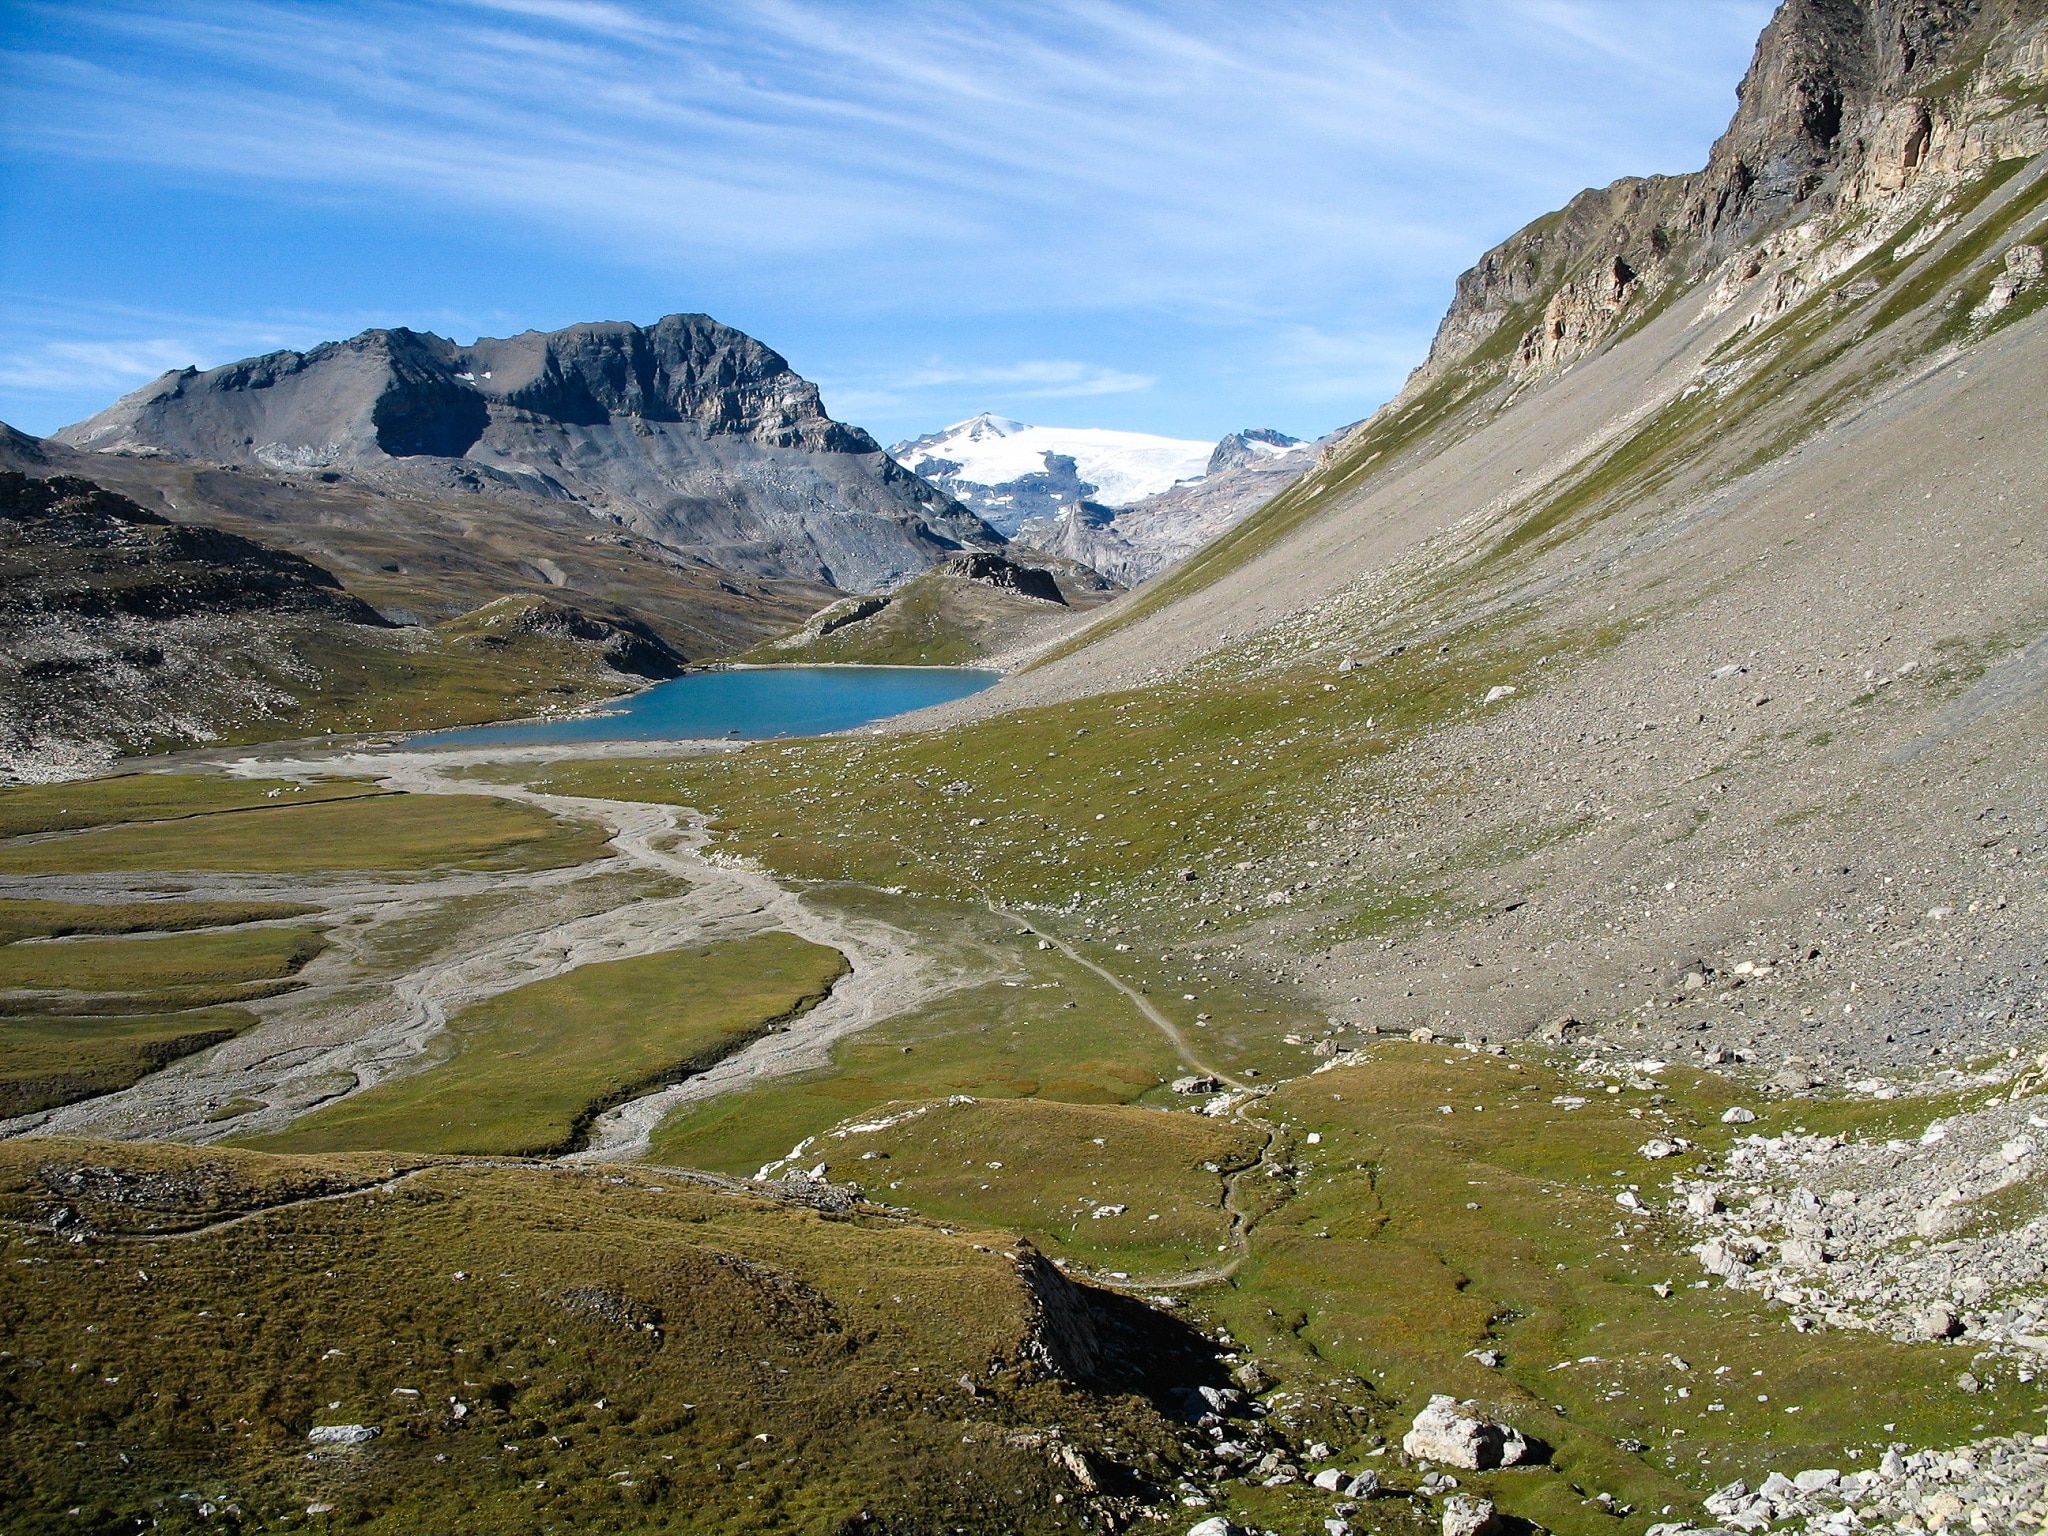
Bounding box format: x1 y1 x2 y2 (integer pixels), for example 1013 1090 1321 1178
1 0 1774 445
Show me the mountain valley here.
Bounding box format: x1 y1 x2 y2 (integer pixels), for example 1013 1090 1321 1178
6 2 2048 1534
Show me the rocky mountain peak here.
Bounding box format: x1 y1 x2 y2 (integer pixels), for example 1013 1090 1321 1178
1207 429 1303 476
54 314 1000 593
451 315 880 454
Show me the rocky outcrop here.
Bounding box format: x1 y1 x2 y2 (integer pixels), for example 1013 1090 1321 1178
1418 0 2048 390
937 551 1066 604
0 473 387 626
447 594 686 680
58 315 1003 592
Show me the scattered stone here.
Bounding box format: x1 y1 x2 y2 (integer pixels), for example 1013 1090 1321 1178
1640 1138 1679 1159
1482 686 1517 705
1721 1107 1757 1124
307 1424 379 1446
1777 1237 1827 1270
1402 1395 1531 1471
1465 1348 1504 1368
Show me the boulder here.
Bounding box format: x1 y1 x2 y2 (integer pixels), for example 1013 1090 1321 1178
1402 1395 1531 1470
1441 1494 1504 1536
306 1424 379 1445
1911 1305 1962 1341
1693 1238 1757 1281
1777 1237 1827 1270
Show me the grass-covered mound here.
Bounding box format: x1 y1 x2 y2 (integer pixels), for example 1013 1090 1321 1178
0 898 318 946
0 892 332 1119
0 783 610 875
0 1139 1218 1535
0 1007 259 1118
245 933 848 1157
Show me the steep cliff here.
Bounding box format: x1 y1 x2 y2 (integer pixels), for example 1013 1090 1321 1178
1417 0 2048 392
58 315 1003 592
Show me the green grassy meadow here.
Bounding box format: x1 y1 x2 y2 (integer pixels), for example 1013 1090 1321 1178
245 933 848 1157
0 898 318 945
0 1007 260 1118
0 776 383 838
0 925 328 1002
0 1138 1197 1536
0 789 611 875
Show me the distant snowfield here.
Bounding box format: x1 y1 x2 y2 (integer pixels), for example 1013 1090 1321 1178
894 413 1213 507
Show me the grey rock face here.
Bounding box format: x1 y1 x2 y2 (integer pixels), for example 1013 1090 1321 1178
936 552 1066 604
1419 0 2034 386
57 315 1002 592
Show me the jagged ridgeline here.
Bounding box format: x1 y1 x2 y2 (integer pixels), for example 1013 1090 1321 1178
58 313 1003 592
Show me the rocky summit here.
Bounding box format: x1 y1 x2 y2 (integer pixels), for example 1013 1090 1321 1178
58 313 1003 592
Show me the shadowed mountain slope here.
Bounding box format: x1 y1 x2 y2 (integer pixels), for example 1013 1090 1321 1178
58 314 1003 592
0 471 699 782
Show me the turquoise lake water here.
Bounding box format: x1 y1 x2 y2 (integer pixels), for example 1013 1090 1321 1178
412 666 999 749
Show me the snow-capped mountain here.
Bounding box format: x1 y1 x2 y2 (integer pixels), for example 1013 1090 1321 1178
1010 427 1325 586
889 413 1213 535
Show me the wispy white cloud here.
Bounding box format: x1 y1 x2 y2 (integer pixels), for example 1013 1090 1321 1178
0 339 199 394
822 356 1155 426
2 0 1774 438
891 361 1156 398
